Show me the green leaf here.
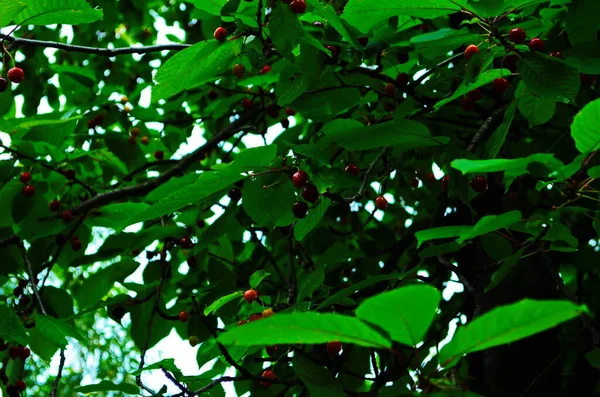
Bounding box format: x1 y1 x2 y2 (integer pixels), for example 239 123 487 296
439 299 588 367
466 0 549 17
316 272 411 310
318 120 447 151
75 258 140 310
434 69 512 109
517 53 580 102
452 154 565 189
585 348 600 368
342 0 462 33
485 248 525 292
131 358 182 377
218 312 391 348
85 203 149 230
242 174 297 228
0 0 27 28
13 0 103 25
0 305 28 346
457 211 522 243
312 3 360 49
129 145 277 225
588 166 600 179
185 0 226 15
269 3 303 57
35 315 84 348
74 380 139 394
249 270 270 289
564 42 600 74
518 94 556 127
571 98 600 153
294 198 331 241
153 39 242 100
204 291 243 316
293 356 347 397
566 0 600 46
485 101 517 158
415 226 472 248
0 180 21 227
297 267 325 303
356 285 441 346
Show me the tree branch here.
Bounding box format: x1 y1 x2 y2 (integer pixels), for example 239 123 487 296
466 104 509 152
0 33 190 56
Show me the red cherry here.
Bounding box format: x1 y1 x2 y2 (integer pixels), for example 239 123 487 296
345 164 359 175
49 199 61 211
228 188 242 202
492 78 509 94
0 77 8 92
411 177 420 188
508 28 526 44
396 52 409 64
280 118 290 129
70 236 82 251
207 90 218 100
326 45 341 61
426 173 437 184
22 185 35 197
260 65 272 74
581 74 597 88
396 72 409 88
461 96 476 111
9 347 20 359
196 219 206 228
154 151 164 160
470 176 489 193
214 27 228 41
467 89 483 101
249 313 262 322
61 210 73 223
285 107 296 116
266 345 278 356
187 256 197 268
241 98 254 110
237 320 248 326
292 170 309 187
528 37 544 51
358 37 368 47
266 104 280 118
140 136 150 145
232 63 246 78
384 82 397 97
178 311 190 322
327 341 342 355
130 127 140 137
18 347 30 360
442 175 450 192
548 51 563 59
375 195 388 210
260 369 277 387
244 289 258 303
15 380 26 391
302 184 320 203
64 169 76 180
293 202 309 218
262 308 274 318
8 67 25 83
55 234 67 246
128 136 137 145
179 236 194 249
290 0 307 14
464 45 479 60
19 171 32 183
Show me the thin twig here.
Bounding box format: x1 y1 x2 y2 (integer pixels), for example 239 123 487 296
50 349 66 397
0 33 190 56
353 147 387 200
161 367 191 396
17 241 47 315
